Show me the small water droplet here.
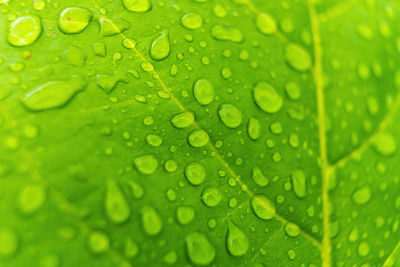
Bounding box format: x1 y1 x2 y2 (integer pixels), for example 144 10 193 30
372 132 396 156
185 232 216 265
93 42 106 57
352 186 371 205
133 154 158 175
122 0 152 12
226 220 249 257
8 16 42 47
218 103 242 128
188 129 209 148
290 169 306 199
285 82 301 100
181 13 203 30
88 231 109 254
124 238 139 258
202 186 222 207
176 206 195 225
141 206 162 236
251 194 275 220
127 180 144 199
105 179 130 224
171 111 194 128
185 162 206 185
0 228 19 258
99 17 129 36
285 44 312 72
255 13 276 35
58 7 92 34
145 134 163 147
150 31 170 61
252 167 268 187
211 25 243 43
247 118 260 140
193 79 214 105
284 223 300 237
18 184 46 215
252 81 283 114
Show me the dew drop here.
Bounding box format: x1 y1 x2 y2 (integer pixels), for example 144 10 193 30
105 179 130 224
181 13 203 30
188 130 209 148
141 206 162 236
255 13 276 35
193 79 214 105
99 17 129 37
58 7 92 34
127 180 144 199
290 169 306 198
96 74 125 94
124 238 139 258
218 103 242 128
226 221 249 257
211 25 243 43
0 228 19 258
22 78 86 111
185 162 206 185
133 155 158 175
18 184 46 215
372 132 396 156
252 81 283 114
122 0 152 12
185 232 216 265
164 159 178 173
171 111 194 128
285 44 312 72
352 186 371 205
247 118 260 140
358 241 370 257
176 206 195 225
150 31 170 61
88 231 109 254
251 194 275 220
252 167 268 187
8 16 41 47
145 134 163 147
285 82 301 100
284 223 300 237
202 186 222 207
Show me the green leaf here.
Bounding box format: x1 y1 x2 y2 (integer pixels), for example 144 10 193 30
1 0 400 266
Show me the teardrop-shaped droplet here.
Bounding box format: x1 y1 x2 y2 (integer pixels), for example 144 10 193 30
105 179 130 224
218 103 242 128
226 221 249 257
252 81 283 114
8 16 42 47
22 78 86 111
133 155 158 175
185 232 215 265
250 194 275 220
58 7 92 34
150 31 170 61
290 169 306 199
141 206 162 236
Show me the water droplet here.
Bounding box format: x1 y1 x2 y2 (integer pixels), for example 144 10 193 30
141 62 154 72
122 0 152 12
213 4 227 17
247 118 260 140
202 186 222 207
18 184 46 215
188 130 209 148
185 162 206 185
358 241 370 256
141 206 162 236
290 169 306 199
285 44 312 72
93 42 106 57
252 81 283 114
270 121 282 134
211 25 243 43
218 103 242 128
133 155 158 175
284 223 300 237
0 228 19 258
88 231 109 254
96 74 125 94
176 206 195 225
22 78 86 111
181 13 203 30
150 31 170 61
226 221 249 257
145 134 163 147
105 179 130 224
251 194 275 220
185 232 215 265
285 82 301 100
99 17 129 37
164 159 178 173
352 186 371 205
252 167 268 187
58 7 92 34
124 238 139 258
171 111 194 128
8 16 41 47
255 13 276 35
193 79 214 105
372 132 396 156
127 180 144 199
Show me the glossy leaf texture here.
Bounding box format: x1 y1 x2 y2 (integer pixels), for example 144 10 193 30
1 0 400 266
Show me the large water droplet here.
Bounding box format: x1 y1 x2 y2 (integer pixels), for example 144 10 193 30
255 13 276 35
372 132 397 156
181 13 203 30
352 186 371 205
202 186 222 207
122 0 152 12
252 167 268 187
185 232 215 265
285 44 312 72
171 111 194 128
176 206 195 225
252 81 283 114
133 155 158 175
251 194 275 220
188 130 209 148
18 184 46 215
150 31 170 61
0 228 19 258
58 7 92 34
141 206 162 236
99 17 129 36
8 16 41 47
226 221 249 257
105 179 130 224
193 79 214 105
211 25 243 43
290 169 306 199
22 78 86 111
185 162 205 185
218 103 242 128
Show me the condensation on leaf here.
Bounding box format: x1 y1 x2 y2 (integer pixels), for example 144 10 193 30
185 232 215 265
